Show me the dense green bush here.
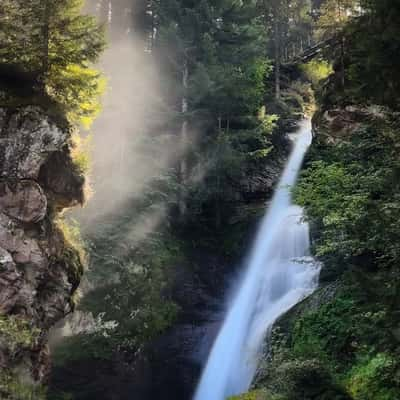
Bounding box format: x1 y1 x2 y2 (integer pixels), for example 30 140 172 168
295 116 400 269
346 353 400 400
300 60 332 88
228 389 280 400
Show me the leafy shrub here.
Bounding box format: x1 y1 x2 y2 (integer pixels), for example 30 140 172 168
267 358 350 400
300 60 333 87
228 389 274 400
346 353 400 400
56 217 87 268
295 118 400 269
70 132 92 175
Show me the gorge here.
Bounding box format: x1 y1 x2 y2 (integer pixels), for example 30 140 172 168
1 1 400 400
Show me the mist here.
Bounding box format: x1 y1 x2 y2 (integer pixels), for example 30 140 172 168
77 0 184 232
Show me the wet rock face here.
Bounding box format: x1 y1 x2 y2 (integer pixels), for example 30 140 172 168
0 106 84 387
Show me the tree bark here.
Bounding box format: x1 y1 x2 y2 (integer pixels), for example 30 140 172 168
274 11 281 99
178 58 189 219
40 0 51 89
337 0 345 89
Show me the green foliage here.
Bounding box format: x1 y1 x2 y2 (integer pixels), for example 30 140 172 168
259 274 400 399
288 111 400 400
0 0 106 126
228 389 272 400
186 114 277 231
294 160 370 259
291 283 389 368
53 222 182 365
56 217 87 268
49 63 106 127
346 353 400 400
315 0 400 108
295 116 400 267
300 60 333 87
70 132 92 175
315 0 359 40
269 359 349 400
342 1 400 107
152 0 284 232
206 58 271 117
157 0 269 121
250 2 400 399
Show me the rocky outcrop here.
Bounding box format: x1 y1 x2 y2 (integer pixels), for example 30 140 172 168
238 159 285 201
0 105 85 393
313 104 390 145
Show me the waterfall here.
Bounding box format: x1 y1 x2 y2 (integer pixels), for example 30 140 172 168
193 119 321 400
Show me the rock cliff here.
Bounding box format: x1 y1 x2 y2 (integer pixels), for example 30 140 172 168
0 105 84 396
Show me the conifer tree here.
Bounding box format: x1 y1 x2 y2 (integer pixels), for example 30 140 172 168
0 0 106 126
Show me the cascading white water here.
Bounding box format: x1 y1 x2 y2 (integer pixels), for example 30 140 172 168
194 119 321 400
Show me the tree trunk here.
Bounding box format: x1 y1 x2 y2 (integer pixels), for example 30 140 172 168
178 58 189 219
274 17 281 100
337 1 345 89
40 0 51 90
340 34 345 88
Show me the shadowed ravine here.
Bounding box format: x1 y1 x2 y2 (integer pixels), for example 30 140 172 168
194 120 321 400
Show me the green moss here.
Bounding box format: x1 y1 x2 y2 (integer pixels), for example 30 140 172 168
70 132 92 175
0 315 40 352
56 218 87 267
0 373 46 400
54 218 86 297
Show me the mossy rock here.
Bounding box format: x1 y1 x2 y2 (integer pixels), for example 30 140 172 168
0 372 47 400
0 315 41 353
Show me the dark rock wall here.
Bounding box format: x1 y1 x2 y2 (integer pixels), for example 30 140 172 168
0 105 84 389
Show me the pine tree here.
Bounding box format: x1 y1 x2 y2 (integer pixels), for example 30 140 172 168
0 0 106 126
